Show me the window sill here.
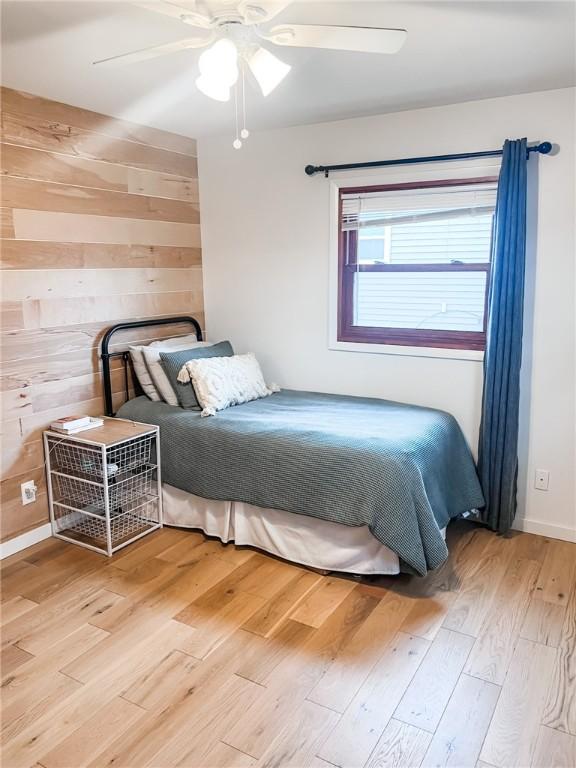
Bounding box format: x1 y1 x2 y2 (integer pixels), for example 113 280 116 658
328 338 484 362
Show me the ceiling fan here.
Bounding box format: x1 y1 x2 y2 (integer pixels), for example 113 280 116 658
94 1 407 146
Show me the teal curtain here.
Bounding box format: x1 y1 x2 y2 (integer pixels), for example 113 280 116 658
478 138 528 533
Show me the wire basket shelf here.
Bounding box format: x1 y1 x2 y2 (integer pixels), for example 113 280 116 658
47 435 154 481
51 466 157 515
53 501 160 551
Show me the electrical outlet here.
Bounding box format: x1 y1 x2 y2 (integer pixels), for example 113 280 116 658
534 469 550 491
20 480 37 505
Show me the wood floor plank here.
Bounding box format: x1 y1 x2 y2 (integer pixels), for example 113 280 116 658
89 554 238 633
153 530 209 562
393 627 474 732
534 540 576 606
307 591 413 713
364 719 432 768
203 742 257 768
2 624 108 707
86 556 180 599
1 620 198 768
121 648 199 710
253 699 340 768
4 588 122 655
226 590 380 760
520 597 566 647
62 608 194 684
542 578 576 735
2 576 105 647
242 570 323 638
420 673 500 768
175 590 268 659
1 560 41 602
17 547 107 604
480 638 557 767
233 556 304 601
317 632 429 768
464 557 540 684
19 539 67 566
400 588 457 641
0 644 34 677
37 695 144 768
235 621 316 686
0 596 39 624
94 673 263 768
290 575 358 627
531 725 576 768
86 566 182 631
442 535 511 637
109 528 190 571
2 670 82 743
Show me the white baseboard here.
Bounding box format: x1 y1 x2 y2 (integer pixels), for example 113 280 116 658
512 517 576 543
0 524 52 560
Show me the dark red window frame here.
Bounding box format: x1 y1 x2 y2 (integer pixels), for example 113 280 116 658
337 176 498 351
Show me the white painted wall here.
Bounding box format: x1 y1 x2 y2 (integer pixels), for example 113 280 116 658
199 88 575 542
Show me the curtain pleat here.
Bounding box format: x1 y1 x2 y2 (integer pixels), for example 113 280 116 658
477 138 528 533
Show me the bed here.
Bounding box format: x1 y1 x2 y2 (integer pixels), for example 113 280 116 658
103 317 484 576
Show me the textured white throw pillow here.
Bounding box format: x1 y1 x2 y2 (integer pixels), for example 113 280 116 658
178 353 279 416
129 334 199 401
142 341 214 406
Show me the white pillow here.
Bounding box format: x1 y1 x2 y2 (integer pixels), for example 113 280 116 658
177 353 279 416
142 341 214 406
129 334 199 400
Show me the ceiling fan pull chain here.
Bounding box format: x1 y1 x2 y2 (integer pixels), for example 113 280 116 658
241 63 249 140
233 81 242 149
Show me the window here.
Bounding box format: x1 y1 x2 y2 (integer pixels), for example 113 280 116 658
337 177 498 350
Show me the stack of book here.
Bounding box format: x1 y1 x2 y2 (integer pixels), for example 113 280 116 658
50 416 104 435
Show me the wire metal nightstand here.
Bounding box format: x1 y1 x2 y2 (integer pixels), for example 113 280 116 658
43 418 162 556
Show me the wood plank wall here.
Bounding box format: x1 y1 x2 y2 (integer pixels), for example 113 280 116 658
0 87 204 542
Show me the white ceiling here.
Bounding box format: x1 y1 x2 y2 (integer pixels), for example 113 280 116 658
1 0 575 138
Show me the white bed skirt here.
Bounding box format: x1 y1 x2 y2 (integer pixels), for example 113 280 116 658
162 483 401 575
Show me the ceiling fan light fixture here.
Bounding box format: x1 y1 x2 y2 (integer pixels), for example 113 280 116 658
197 38 239 100
248 47 291 97
195 74 232 102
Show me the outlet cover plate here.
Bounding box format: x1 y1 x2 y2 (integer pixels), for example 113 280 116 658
534 469 550 491
20 480 37 505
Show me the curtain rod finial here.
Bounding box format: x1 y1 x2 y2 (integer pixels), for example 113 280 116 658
305 164 317 176
537 141 553 154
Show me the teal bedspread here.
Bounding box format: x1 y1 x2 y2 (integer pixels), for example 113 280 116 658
118 390 484 575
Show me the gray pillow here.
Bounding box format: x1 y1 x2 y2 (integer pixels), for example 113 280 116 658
160 341 234 409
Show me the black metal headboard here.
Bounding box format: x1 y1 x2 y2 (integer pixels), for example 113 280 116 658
100 316 203 417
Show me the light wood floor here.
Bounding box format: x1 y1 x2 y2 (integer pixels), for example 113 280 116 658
1 521 575 768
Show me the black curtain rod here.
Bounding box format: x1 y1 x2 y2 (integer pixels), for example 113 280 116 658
304 141 553 177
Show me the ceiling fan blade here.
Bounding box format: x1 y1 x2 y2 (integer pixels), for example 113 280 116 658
239 1 292 25
93 34 214 66
133 1 213 28
260 24 407 54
